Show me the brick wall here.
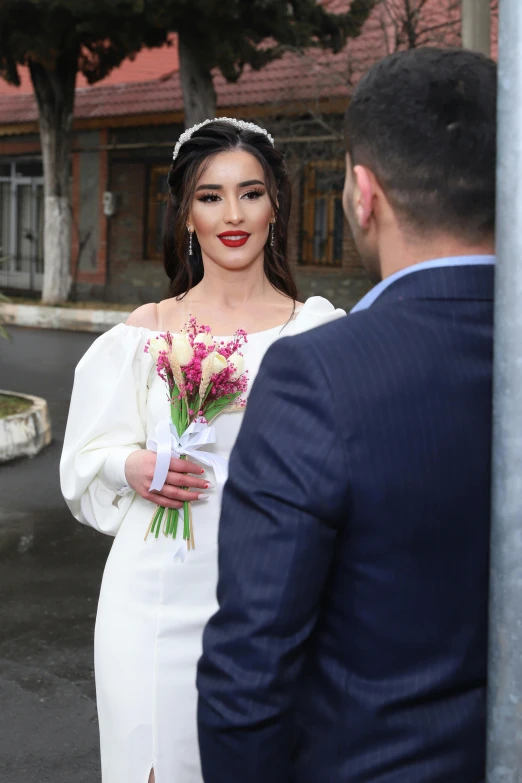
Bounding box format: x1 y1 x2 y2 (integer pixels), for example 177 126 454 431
109 161 147 272
285 159 368 311
295 269 370 312
286 161 301 269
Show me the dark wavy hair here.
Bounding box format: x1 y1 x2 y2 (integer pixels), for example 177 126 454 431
163 120 297 300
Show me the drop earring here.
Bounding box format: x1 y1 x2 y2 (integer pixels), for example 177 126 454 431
270 222 275 248
188 229 193 256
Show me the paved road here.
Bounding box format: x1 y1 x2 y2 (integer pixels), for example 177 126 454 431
0 327 111 783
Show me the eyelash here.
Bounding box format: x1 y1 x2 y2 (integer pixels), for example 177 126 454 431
196 189 265 204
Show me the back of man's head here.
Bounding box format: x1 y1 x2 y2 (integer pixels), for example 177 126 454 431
345 47 497 244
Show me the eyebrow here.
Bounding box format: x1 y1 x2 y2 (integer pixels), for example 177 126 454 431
195 179 265 192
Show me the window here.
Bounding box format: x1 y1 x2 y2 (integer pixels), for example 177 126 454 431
15 160 43 178
147 165 170 259
301 161 345 267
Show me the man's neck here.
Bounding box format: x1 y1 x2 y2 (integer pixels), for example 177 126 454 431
379 234 495 281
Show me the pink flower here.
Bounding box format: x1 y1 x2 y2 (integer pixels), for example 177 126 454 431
149 318 248 428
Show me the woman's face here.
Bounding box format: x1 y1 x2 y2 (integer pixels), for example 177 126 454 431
188 149 274 272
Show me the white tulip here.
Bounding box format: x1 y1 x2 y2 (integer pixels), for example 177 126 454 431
228 352 245 380
169 334 194 367
148 336 170 362
210 353 228 374
200 352 227 393
201 352 227 376
194 332 215 349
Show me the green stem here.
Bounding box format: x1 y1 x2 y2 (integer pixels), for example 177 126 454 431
171 508 179 539
145 505 162 541
155 507 165 538
153 505 163 535
179 454 190 540
183 501 191 540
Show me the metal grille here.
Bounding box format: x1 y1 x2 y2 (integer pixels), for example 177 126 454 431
0 161 44 292
301 161 345 267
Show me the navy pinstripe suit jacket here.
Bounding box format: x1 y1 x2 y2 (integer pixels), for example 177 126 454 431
197 264 493 783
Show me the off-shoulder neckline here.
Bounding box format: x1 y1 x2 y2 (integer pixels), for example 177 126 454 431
121 321 288 339
120 300 314 339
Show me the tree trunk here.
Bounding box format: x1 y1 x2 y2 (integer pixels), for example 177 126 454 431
461 0 491 55
178 36 217 128
402 0 419 48
29 51 77 304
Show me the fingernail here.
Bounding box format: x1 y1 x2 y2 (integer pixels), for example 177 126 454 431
204 482 214 489
198 494 209 500
200 469 205 475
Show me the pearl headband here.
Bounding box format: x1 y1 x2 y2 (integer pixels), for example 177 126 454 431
172 117 275 161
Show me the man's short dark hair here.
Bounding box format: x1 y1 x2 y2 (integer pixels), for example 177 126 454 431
345 48 497 242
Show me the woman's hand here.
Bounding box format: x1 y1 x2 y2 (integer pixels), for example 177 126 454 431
124 449 211 509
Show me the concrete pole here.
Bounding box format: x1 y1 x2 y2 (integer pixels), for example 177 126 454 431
487 2 522 781
462 0 491 55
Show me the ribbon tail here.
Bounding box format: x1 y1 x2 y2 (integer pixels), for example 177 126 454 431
183 448 229 486
148 420 175 492
173 540 188 562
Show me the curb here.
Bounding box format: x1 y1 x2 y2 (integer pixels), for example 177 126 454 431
2 303 132 334
0 391 52 463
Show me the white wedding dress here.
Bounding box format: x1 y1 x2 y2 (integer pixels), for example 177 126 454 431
60 296 345 783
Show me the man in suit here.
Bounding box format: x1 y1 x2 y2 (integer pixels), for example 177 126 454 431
197 47 496 782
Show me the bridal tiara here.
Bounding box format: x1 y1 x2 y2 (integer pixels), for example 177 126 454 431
172 117 275 161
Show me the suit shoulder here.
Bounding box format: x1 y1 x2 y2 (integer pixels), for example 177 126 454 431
270 309 409 391
279 308 381 352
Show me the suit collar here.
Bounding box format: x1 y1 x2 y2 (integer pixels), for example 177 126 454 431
351 257 495 312
373 262 495 307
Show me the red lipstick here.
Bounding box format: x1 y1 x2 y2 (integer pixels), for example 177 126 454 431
217 230 251 248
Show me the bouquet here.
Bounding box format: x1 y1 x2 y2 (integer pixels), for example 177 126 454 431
143 318 248 553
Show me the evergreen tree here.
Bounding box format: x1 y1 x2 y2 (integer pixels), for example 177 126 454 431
0 1 169 304
0 0 374 303
157 0 376 126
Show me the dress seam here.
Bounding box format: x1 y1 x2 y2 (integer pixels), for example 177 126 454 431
150 544 167 782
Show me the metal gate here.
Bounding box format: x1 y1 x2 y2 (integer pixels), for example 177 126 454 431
0 162 44 293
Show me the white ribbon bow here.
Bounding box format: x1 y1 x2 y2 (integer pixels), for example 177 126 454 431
146 419 229 493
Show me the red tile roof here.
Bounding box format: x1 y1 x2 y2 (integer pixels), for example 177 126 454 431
0 45 357 126
0 35 179 97
0 1 497 129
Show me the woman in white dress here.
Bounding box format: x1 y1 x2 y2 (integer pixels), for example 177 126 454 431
60 119 345 783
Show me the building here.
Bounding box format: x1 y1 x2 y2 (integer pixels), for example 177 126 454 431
0 1 495 310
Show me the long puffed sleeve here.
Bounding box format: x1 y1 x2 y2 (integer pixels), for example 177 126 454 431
286 296 346 336
60 324 151 536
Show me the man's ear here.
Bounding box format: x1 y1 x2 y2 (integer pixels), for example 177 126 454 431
353 165 377 230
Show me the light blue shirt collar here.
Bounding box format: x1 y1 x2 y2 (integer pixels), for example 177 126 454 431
351 255 496 314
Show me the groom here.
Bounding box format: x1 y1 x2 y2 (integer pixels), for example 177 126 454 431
197 48 496 782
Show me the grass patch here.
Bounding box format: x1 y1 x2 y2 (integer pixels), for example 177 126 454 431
0 394 33 419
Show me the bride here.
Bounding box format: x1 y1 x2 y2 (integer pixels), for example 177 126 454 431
60 118 345 783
